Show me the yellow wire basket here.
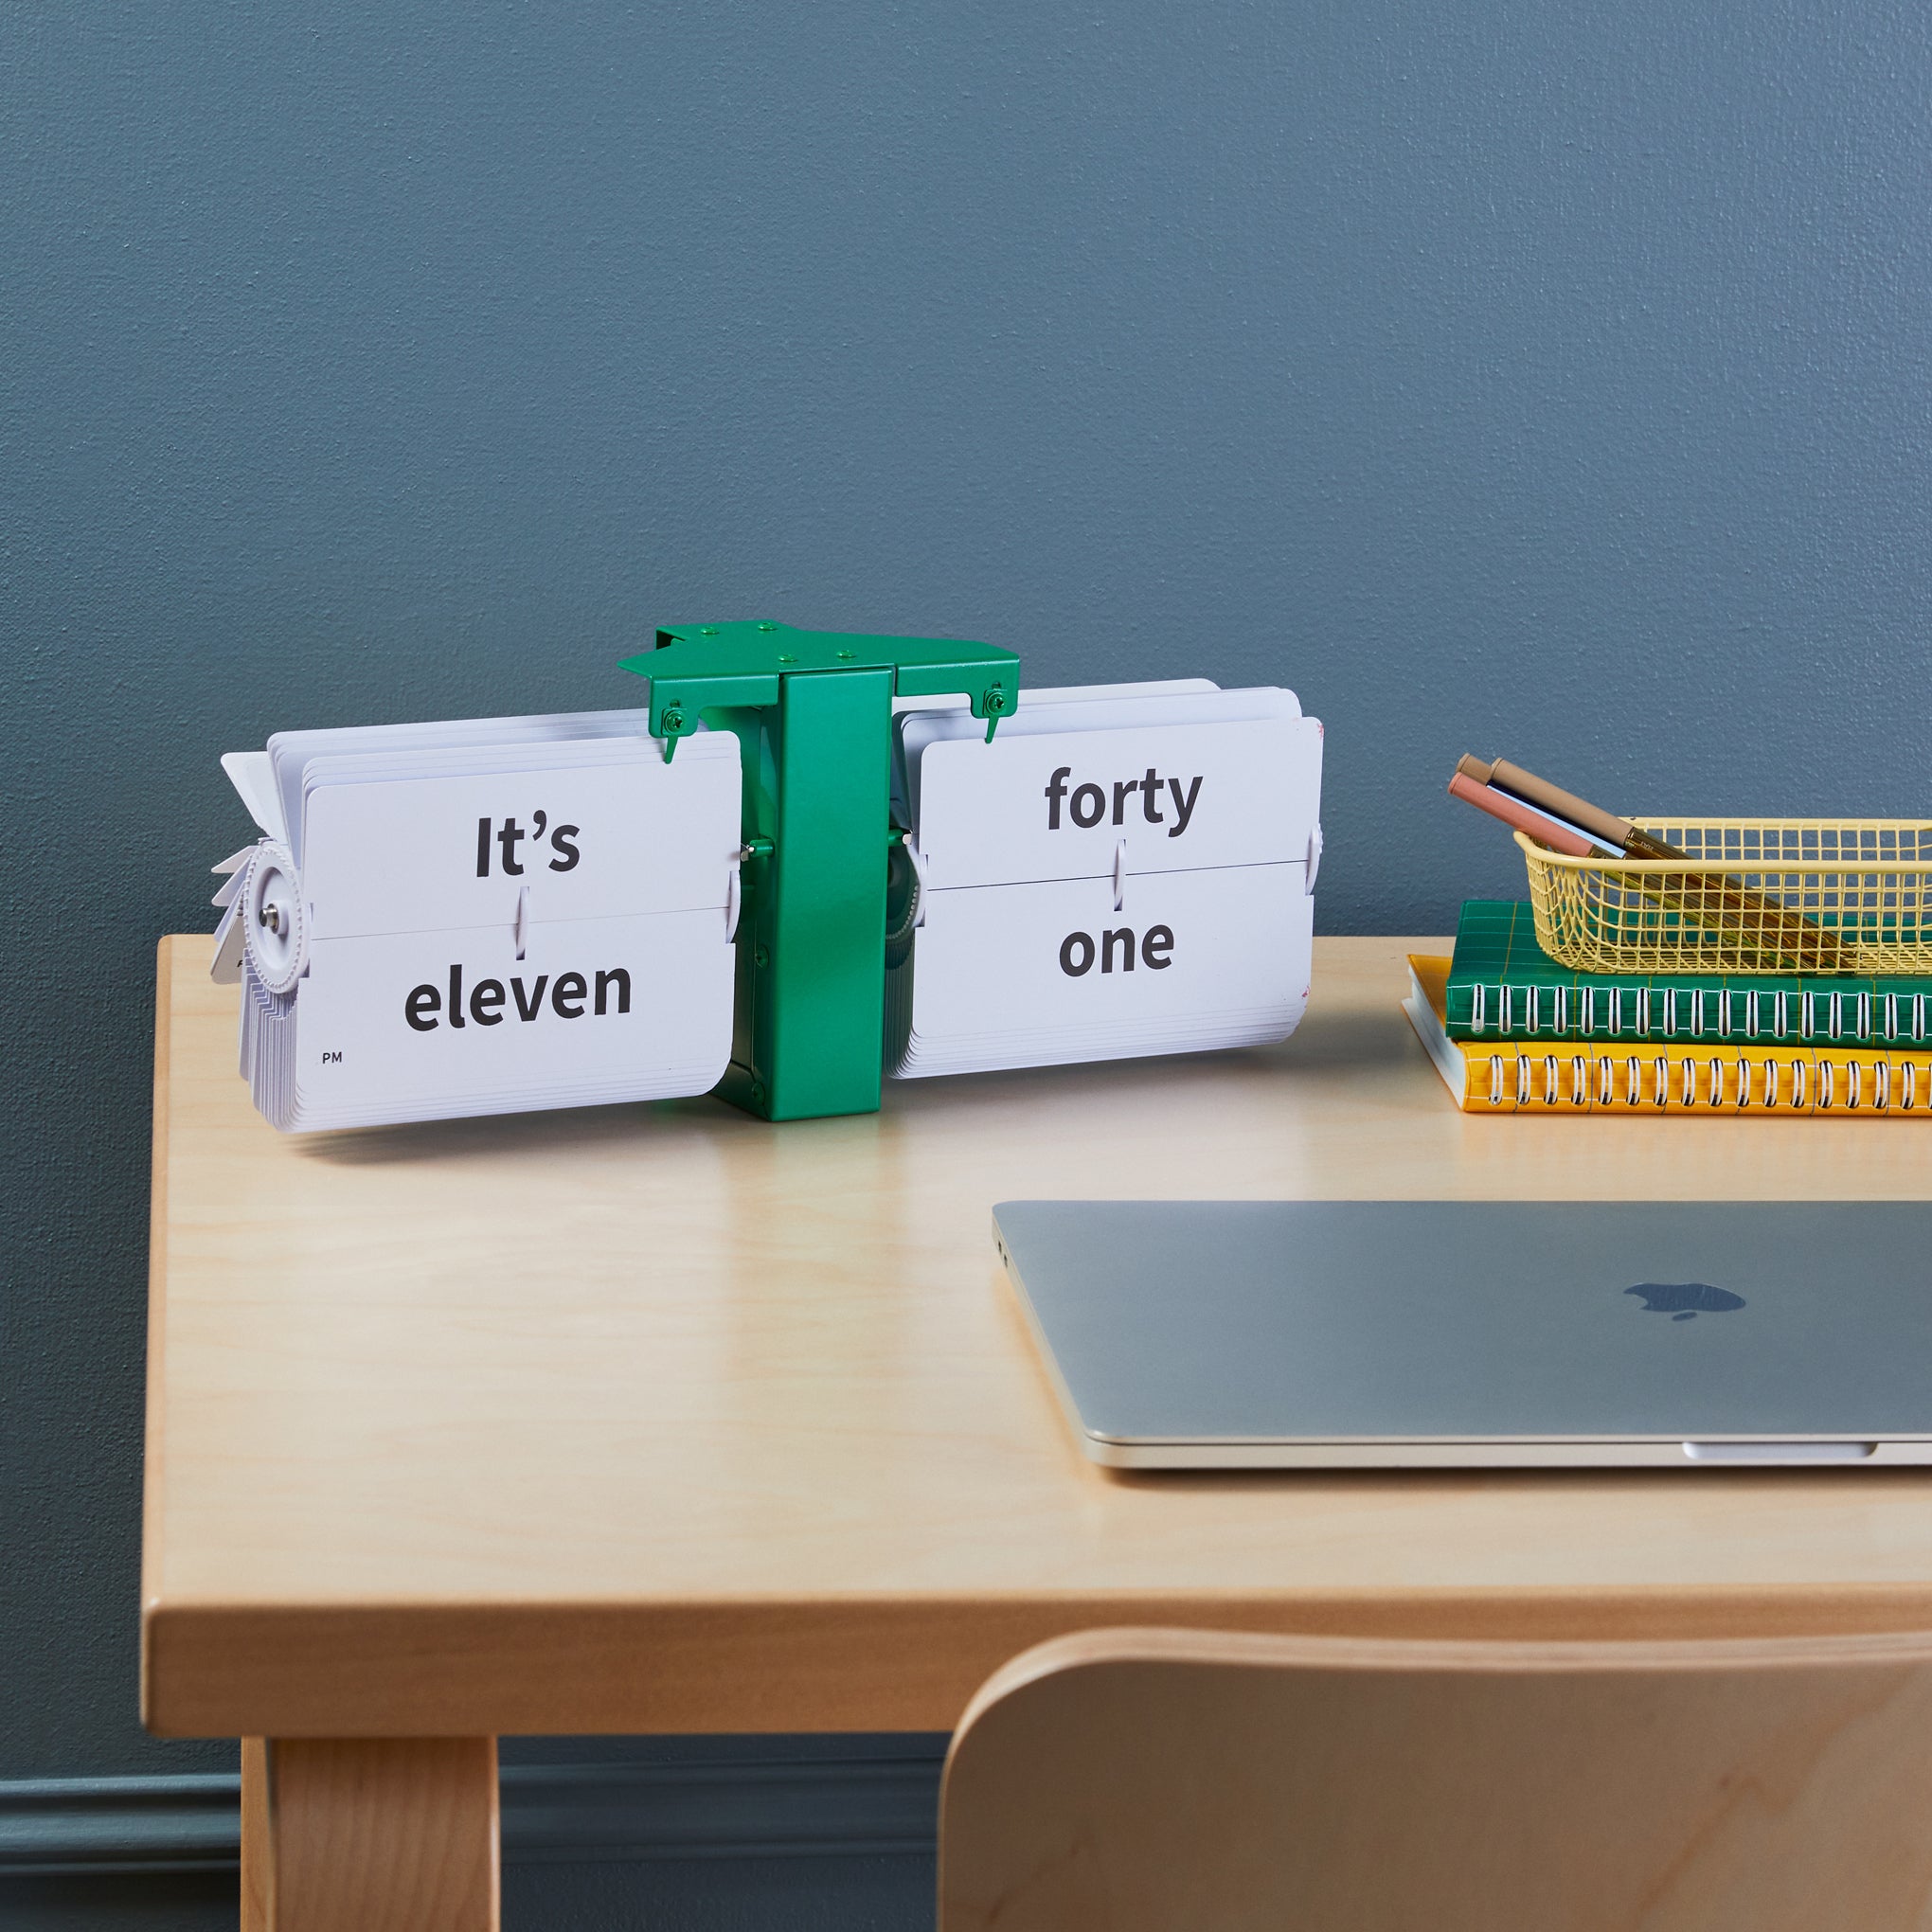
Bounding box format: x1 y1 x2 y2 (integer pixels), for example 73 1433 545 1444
1521 818 1932 976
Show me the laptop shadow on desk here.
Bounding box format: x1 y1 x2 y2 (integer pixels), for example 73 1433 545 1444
1096 1463 1932 1494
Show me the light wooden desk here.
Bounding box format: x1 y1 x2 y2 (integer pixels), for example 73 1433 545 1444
146 934 1932 1929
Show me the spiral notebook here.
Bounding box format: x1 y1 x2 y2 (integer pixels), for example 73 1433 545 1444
1407 956 1932 1116
1447 900 1932 1047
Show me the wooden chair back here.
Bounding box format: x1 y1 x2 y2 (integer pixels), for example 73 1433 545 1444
939 1625 1932 1931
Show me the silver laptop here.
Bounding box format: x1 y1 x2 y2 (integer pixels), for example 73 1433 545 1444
992 1201 1932 1469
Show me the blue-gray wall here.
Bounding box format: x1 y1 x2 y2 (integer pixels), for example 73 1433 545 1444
5 0 1929 1920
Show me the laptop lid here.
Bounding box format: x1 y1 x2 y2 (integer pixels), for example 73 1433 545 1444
992 1201 1932 1469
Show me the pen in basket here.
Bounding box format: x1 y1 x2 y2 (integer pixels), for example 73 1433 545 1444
1448 755 1845 974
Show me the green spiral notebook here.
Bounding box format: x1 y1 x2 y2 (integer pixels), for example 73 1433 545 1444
1446 901 1932 1047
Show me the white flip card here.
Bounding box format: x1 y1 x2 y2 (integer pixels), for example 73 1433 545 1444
212 709 742 1131
887 683 1322 1078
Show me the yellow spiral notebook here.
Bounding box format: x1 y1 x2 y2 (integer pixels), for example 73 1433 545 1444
1404 955 1932 1117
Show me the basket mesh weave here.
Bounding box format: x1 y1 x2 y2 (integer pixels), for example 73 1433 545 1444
1522 819 1932 975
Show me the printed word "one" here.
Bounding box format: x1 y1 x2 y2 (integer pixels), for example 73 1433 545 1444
1060 925 1175 976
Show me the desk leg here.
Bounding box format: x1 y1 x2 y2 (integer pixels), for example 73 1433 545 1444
240 1735 499 1932
241 1740 272 1931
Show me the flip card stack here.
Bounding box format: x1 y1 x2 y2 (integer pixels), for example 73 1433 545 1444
886 681 1324 1078
211 709 742 1131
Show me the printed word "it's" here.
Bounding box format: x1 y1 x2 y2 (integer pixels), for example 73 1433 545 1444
476 813 581 878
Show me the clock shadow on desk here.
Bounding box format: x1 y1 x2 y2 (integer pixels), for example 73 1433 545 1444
287 1088 762 1166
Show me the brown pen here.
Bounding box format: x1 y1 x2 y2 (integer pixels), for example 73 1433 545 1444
1452 755 1844 973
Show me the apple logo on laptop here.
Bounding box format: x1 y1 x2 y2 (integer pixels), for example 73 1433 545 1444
1626 1282 1746 1322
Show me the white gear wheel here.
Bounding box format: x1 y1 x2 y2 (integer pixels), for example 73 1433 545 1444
242 841 308 995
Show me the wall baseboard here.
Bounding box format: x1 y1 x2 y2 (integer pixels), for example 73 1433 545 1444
0 1773 239 1877
0 1743 946 1879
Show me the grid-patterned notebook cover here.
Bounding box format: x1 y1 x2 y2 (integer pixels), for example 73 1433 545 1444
1447 901 1932 1046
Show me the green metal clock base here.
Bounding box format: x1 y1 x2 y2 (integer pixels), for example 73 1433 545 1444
618 621 1021 1122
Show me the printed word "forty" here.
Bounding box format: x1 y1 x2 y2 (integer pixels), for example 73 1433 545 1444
1044 767 1202 837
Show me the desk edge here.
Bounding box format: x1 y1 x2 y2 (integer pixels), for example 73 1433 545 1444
139 1584 1932 1739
